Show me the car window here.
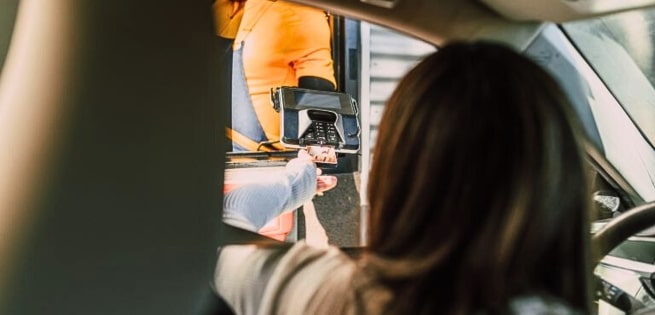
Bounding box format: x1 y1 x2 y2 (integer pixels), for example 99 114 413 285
357 22 435 244
222 8 435 247
363 23 436 154
560 10 655 202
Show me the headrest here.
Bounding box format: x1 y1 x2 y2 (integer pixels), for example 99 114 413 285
0 1 226 314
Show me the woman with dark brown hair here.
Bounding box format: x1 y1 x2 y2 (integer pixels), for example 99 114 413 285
214 41 592 315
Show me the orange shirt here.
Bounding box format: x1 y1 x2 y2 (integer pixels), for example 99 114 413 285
213 0 245 39
220 0 337 145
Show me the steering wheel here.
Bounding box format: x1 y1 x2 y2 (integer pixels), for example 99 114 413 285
591 201 655 314
593 201 655 262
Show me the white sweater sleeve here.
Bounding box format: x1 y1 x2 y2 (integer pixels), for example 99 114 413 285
214 242 357 315
223 159 317 231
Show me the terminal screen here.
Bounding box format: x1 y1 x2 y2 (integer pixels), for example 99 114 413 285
294 91 342 110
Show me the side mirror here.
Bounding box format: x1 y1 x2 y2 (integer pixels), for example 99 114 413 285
593 190 622 218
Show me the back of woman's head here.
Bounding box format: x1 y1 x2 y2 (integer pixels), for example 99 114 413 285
366 41 591 314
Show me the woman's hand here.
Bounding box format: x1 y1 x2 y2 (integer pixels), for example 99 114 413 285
298 149 337 195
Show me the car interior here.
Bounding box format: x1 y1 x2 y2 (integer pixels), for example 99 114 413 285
1 0 655 314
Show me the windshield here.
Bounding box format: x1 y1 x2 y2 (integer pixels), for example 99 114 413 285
561 9 655 202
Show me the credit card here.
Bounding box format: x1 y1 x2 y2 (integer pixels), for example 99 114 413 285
306 145 338 165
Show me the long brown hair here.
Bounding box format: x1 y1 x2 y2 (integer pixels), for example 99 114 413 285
365 41 591 314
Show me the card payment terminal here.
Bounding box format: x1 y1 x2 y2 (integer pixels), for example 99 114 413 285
271 87 360 154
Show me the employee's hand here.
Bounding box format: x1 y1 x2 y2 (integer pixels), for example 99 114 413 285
316 167 337 194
